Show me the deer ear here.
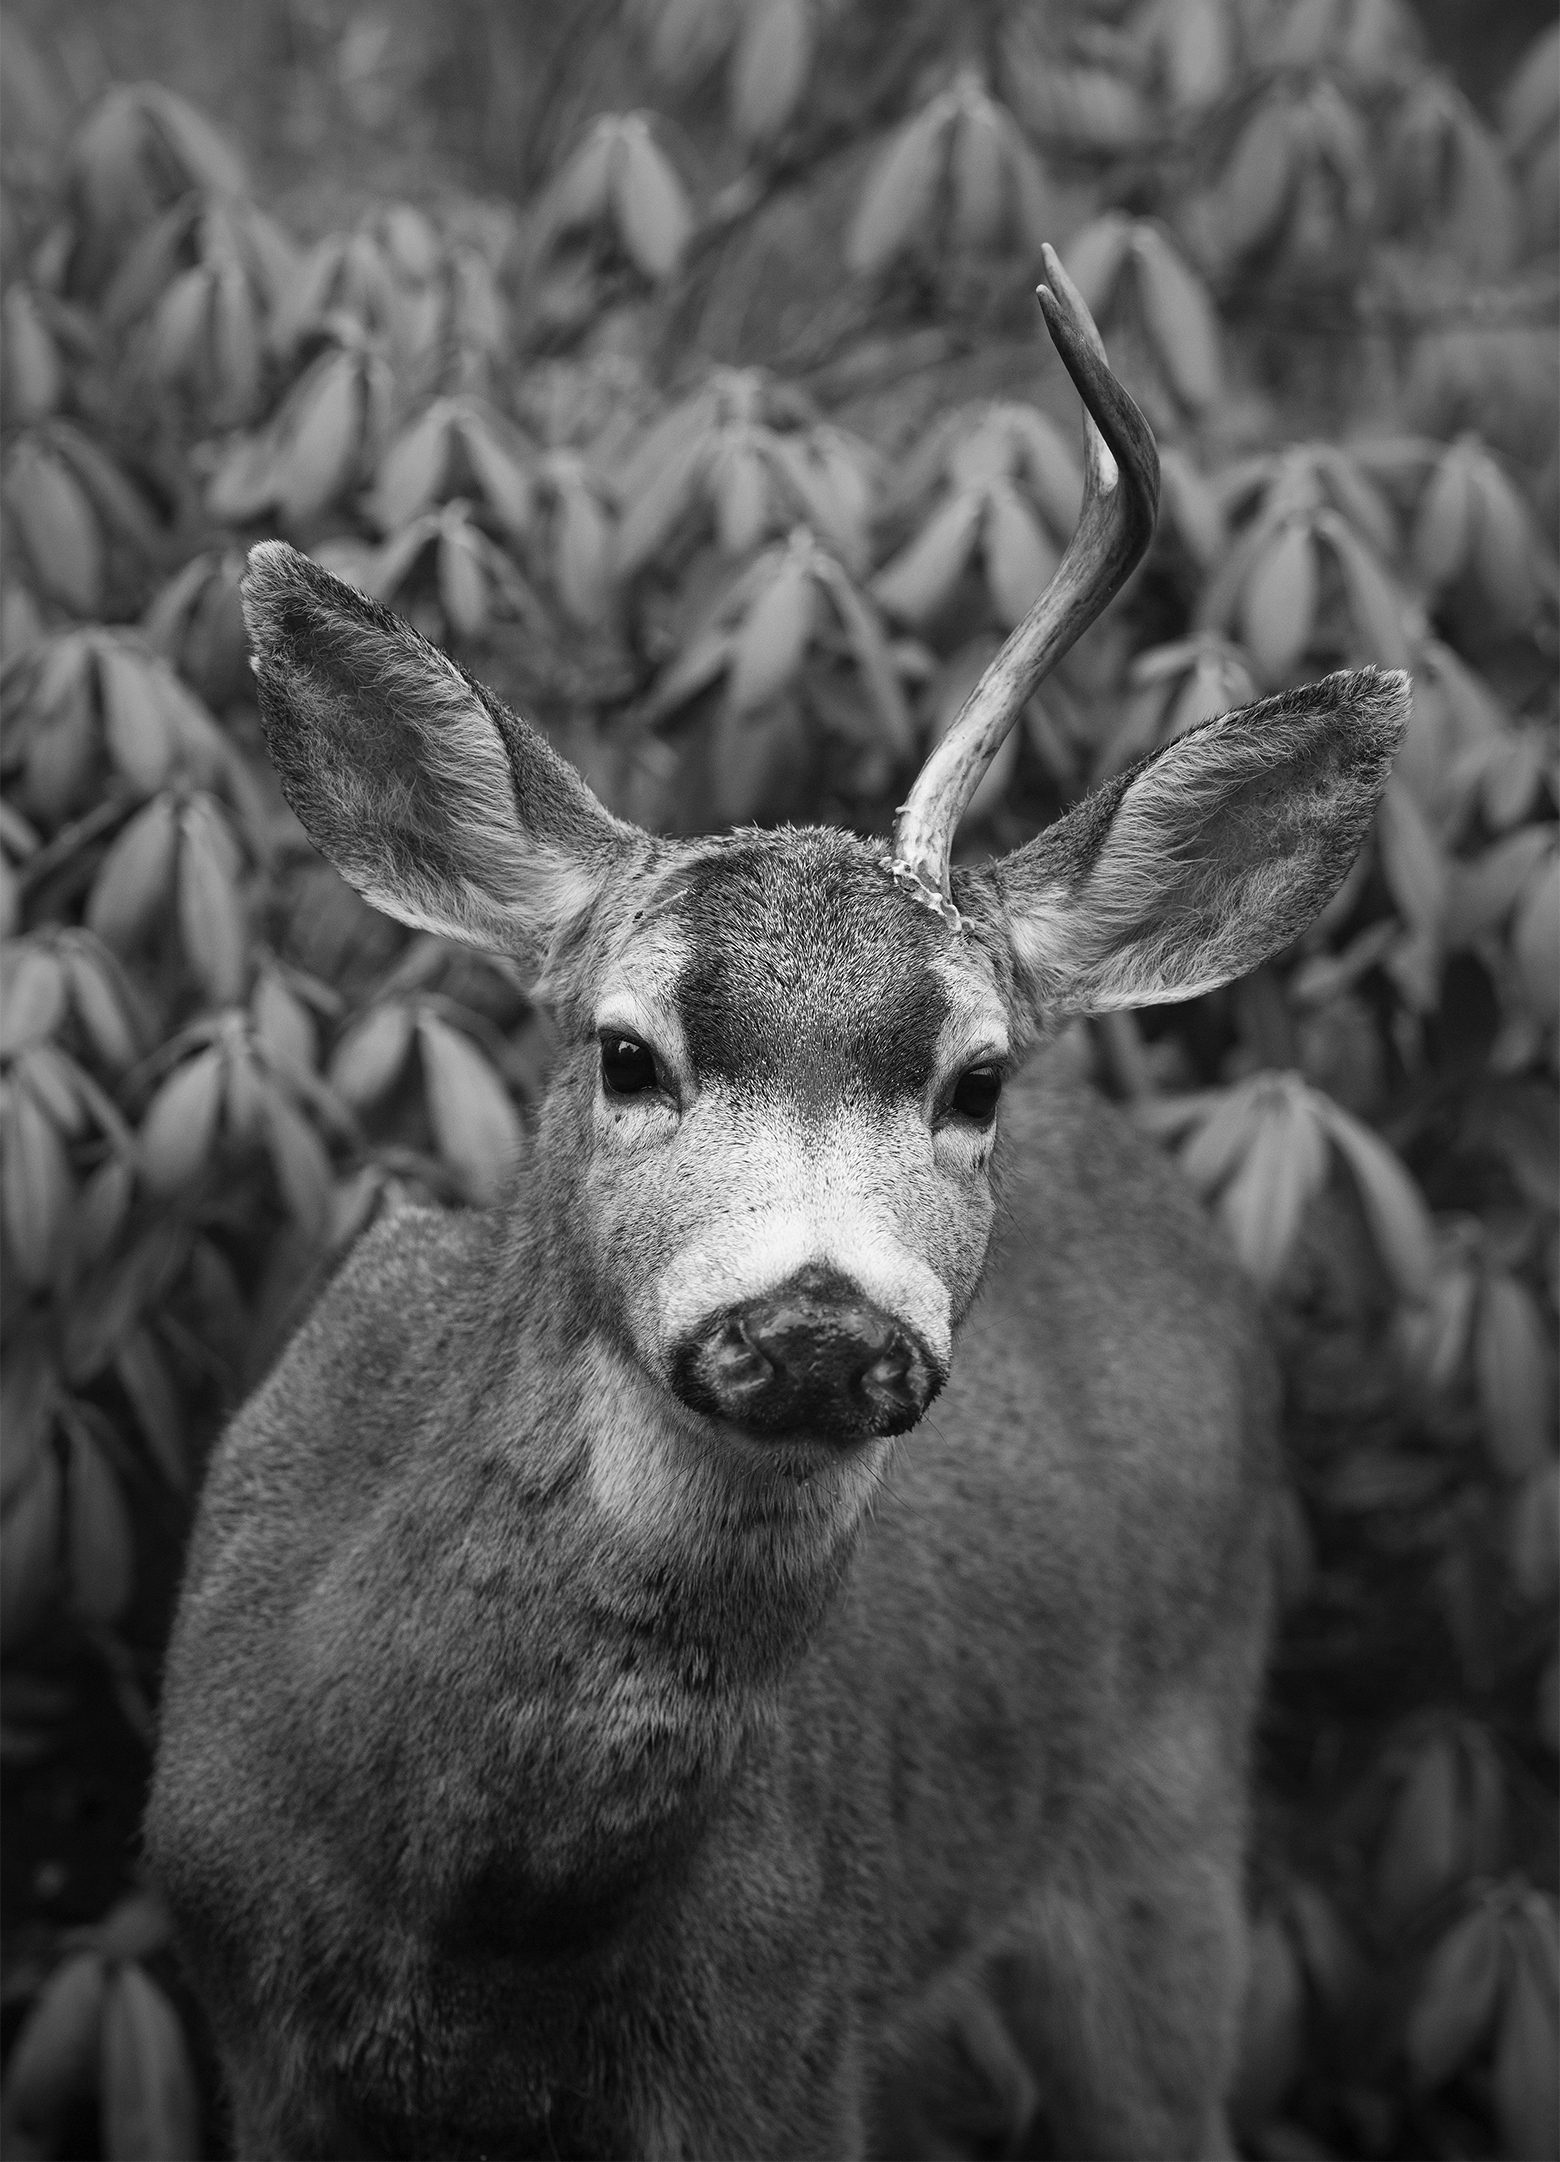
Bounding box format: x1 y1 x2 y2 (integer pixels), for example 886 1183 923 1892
241 542 635 970
969 667 1409 1018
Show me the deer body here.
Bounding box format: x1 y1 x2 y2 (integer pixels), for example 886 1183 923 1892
148 260 1406 2159
153 1048 1270 2160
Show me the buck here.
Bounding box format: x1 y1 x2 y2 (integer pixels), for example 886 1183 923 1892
147 252 1406 2161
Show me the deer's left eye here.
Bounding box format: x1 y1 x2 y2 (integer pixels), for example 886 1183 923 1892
600 1036 659 1096
948 1065 1002 1127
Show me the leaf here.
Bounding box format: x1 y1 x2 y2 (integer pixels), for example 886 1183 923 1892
1216 102 1296 261
611 120 693 281
846 96 953 276
1378 1735 1461 1922
1061 212 1132 315
1406 1904 1504 2088
553 478 614 626
1316 513 1409 670
1179 1086 1264 1196
459 413 534 541
177 798 247 1003
1132 225 1222 411
114 1328 187 1491
1230 1909 1305 2133
371 401 454 531
63 941 138 1072
1318 1099 1434 1301
139 1049 224 1197
261 1087 333 1242
1161 0 1233 110
872 487 985 626
3 287 63 422
1 944 67 1055
328 1000 414 1108
1217 1085 1328 1286
86 796 179 949
542 116 619 238
1377 780 1447 941
437 526 490 637
1240 519 1316 684
714 439 770 557
1494 1926 1560 2162
253 974 318 1074
1476 1271 1554 1478
1514 850 1559 1022
950 96 1008 250
0 1451 62 1649
818 566 914 754
275 353 364 527
73 1156 134 1273
729 554 817 716
0 1953 106 2152
0 1334 56 1511
729 0 813 144
1413 442 1474 588
96 646 175 795
65 1421 133 1624
982 482 1060 631
1510 1462 1560 1604
1469 456 1541 629
417 1013 522 1204
2 1085 73 1290
101 1963 200 2162
5 440 103 614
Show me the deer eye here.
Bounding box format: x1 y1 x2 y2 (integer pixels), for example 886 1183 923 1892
600 1035 660 1097
949 1065 1002 1127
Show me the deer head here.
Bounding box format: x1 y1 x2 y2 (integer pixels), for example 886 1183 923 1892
242 250 1406 1466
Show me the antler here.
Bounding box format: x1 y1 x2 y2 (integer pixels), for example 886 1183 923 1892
888 243 1160 923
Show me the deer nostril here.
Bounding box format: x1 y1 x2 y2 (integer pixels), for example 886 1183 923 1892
709 1317 772 1389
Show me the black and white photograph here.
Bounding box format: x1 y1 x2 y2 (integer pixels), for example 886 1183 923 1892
0 1 1556 2156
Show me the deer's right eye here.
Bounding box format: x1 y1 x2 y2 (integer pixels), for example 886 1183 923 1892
600 1035 659 1097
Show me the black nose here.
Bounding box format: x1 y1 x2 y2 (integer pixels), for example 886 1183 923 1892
671 1263 943 1443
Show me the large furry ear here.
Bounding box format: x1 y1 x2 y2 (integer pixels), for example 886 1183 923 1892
963 668 1409 1018
241 542 636 971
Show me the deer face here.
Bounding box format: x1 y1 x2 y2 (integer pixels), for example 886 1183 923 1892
561 830 1011 1444
241 496 1403 1461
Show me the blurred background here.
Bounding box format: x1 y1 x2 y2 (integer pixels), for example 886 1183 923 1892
0 1 1556 2155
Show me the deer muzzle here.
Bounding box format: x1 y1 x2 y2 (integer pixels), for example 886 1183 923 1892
670 1262 944 1444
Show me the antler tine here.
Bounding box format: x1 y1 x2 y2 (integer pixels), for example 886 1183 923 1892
889 243 1160 920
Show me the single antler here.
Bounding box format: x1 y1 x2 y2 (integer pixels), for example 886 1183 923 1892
888 243 1160 924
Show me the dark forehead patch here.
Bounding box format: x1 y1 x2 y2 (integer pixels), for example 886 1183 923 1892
667 831 951 1111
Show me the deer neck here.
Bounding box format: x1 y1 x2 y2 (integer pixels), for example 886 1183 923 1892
474 1158 883 1870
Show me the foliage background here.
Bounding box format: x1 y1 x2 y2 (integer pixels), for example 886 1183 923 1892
0 0 1556 2155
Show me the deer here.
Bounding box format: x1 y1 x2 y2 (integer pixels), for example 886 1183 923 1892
145 248 1407 2162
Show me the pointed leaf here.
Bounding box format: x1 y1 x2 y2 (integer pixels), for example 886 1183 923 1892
846 97 954 276
611 122 693 281
983 482 1061 631
65 1422 132 1624
86 797 179 949
328 1001 414 1109
177 799 247 1003
1240 519 1317 684
1319 1098 1435 1300
730 0 813 144
417 1013 522 1204
1406 1905 1504 2088
872 487 985 626
729 554 817 716
101 1963 199 2162
1133 226 1222 410
139 1049 224 1196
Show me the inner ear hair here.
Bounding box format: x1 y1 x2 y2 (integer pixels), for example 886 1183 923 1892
979 667 1410 1016
242 542 633 965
